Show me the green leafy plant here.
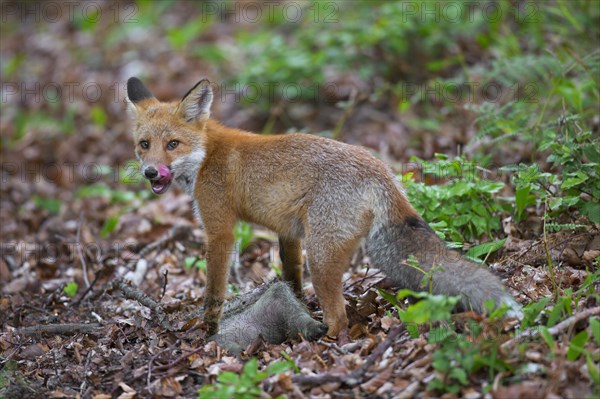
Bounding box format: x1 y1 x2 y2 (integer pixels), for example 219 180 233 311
379 288 512 394
378 288 458 338
32 195 62 215
0 360 17 390
465 239 507 263
197 358 290 399
427 326 512 395
99 215 120 239
234 222 255 253
404 155 505 243
184 257 207 271
63 282 79 297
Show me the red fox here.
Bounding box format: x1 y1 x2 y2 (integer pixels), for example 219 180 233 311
126 77 522 337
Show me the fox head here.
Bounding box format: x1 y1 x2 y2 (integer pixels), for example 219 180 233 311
126 77 213 194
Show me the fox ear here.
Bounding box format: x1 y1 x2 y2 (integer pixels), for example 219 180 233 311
126 77 155 116
179 79 213 122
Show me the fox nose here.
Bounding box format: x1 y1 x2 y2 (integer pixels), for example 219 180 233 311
144 166 158 179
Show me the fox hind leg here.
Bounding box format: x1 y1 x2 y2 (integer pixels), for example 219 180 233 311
305 231 366 337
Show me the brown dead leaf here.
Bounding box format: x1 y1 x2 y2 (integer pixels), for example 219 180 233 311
321 381 342 393
179 317 200 332
117 388 137 399
493 382 547 399
118 382 137 399
276 371 294 391
360 366 393 393
0 296 11 313
20 342 49 359
357 290 379 317
0 259 10 283
349 323 369 339
380 315 396 331
583 249 600 264
461 387 482 399
152 376 182 397
359 335 378 356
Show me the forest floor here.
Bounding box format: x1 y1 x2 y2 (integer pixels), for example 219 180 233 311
1 2 598 398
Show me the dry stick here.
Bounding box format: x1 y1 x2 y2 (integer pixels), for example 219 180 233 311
397 354 434 378
160 269 169 300
146 344 176 393
292 324 406 387
542 201 558 299
17 323 102 336
332 88 358 140
122 345 208 388
152 346 207 372
73 272 101 306
501 306 600 350
114 278 174 331
344 324 406 385
84 225 193 304
77 212 91 288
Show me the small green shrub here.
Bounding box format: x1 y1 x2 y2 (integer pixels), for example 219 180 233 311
404 155 505 244
197 358 290 399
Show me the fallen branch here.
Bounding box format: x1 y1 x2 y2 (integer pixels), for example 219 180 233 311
501 306 600 350
18 323 102 336
113 278 174 331
292 324 406 387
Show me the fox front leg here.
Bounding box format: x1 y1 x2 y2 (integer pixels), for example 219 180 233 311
203 231 234 335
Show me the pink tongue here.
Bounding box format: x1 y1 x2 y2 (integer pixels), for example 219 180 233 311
158 165 172 180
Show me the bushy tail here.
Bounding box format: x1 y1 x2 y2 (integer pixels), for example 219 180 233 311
366 216 521 317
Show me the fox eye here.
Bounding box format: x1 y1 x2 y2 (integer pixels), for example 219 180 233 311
139 140 149 149
167 140 179 150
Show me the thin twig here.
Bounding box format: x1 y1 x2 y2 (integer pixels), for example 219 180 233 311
77 212 91 288
501 306 600 350
344 324 405 385
113 278 174 331
160 270 168 300
152 346 207 372
542 200 558 299
17 323 102 336
72 272 101 307
147 345 175 393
